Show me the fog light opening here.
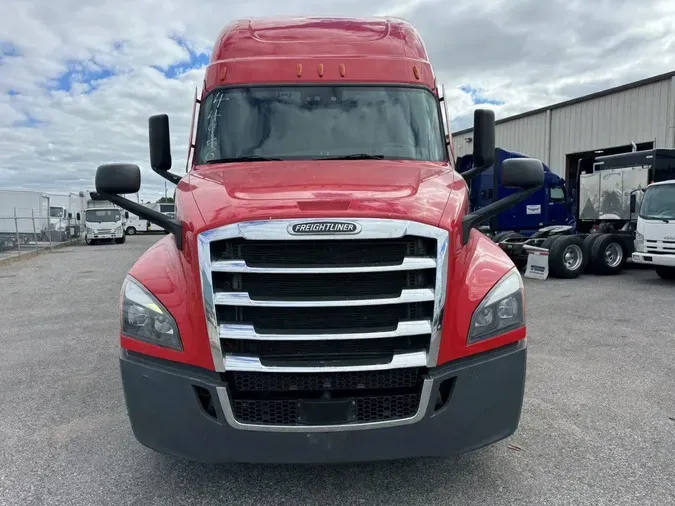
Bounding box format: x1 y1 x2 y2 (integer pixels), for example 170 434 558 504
194 386 218 419
434 378 455 412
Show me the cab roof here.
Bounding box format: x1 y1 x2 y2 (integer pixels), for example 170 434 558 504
203 16 436 91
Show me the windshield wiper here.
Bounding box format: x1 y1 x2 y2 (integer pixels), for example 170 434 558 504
205 155 282 163
319 154 385 160
642 216 671 223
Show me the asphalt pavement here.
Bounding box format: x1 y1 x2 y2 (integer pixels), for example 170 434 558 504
1 234 674 506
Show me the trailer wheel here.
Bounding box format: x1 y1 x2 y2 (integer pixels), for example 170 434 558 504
548 235 586 278
655 266 675 280
590 234 625 275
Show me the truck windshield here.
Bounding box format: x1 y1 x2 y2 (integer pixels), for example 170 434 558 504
639 184 675 221
195 85 447 163
49 207 64 217
85 209 121 223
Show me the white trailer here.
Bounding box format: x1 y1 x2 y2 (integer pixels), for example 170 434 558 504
0 190 50 250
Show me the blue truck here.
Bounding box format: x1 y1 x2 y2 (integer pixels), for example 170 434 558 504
456 147 573 237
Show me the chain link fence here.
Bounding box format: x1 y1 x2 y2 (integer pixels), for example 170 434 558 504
0 209 83 260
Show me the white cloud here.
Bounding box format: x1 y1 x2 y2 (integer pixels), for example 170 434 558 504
1 0 674 201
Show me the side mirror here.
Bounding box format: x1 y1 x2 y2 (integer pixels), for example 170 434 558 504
76 213 81 221
149 114 172 172
501 158 545 189
67 212 72 219
125 211 129 219
472 109 495 168
95 163 141 195
461 156 545 245
93 162 184 250
459 109 495 181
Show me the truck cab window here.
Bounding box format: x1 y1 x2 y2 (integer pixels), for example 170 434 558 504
549 187 566 202
639 183 675 220
85 209 121 223
195 86 447 164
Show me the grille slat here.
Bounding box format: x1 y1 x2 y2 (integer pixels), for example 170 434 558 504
217 302 433 333
213 271 435 300
227 368 423 392
210 237 435 267
223 335 429 362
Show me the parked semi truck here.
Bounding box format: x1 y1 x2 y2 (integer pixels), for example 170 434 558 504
456 147 572 237
91 16 547 464
494 148 675 278
631 179 675 279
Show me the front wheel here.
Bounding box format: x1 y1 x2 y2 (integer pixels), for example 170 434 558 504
85 235 95 246
655 266 675 280
114 234 126 244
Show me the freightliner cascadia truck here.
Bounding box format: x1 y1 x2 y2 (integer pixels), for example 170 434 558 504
93 16 546 463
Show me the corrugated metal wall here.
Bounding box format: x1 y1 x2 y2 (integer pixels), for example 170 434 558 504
452 76 675 177
452 111 549 162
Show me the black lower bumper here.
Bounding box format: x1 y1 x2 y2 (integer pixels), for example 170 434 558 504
119 340 527 464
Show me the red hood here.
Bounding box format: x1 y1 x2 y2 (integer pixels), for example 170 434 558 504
185 160 460 230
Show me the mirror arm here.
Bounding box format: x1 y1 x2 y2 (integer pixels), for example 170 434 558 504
92 191 183 250
152 167 182 185
461 185 542 245
459 163 491 182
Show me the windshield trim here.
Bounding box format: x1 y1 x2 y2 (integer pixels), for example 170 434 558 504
192 82 449 168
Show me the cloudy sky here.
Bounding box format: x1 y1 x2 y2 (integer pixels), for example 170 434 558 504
1 0 674 202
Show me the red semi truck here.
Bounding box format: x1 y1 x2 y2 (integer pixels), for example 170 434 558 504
94 16 545 463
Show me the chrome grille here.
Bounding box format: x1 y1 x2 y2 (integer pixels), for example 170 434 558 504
198 218 448 429
198 218 448 373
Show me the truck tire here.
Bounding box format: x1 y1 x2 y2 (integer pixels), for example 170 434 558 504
590 234 625 275
115 234 126 244
126 226 137 235
85 236 95 246
582 233 603 273
655 266 675 280
548 235 586 279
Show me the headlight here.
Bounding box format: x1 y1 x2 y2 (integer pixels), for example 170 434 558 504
468 268 525 344
634 231 644 253
115 225 123 233
120 276 182 350
86 227 94 234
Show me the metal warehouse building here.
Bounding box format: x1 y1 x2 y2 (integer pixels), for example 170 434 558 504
451 70 675 183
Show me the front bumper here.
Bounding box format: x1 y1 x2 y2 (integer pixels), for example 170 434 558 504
632 252 675 267
120 340 527 464
89 233 123 240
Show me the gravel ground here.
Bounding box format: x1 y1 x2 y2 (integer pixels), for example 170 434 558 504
1 234 674 506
